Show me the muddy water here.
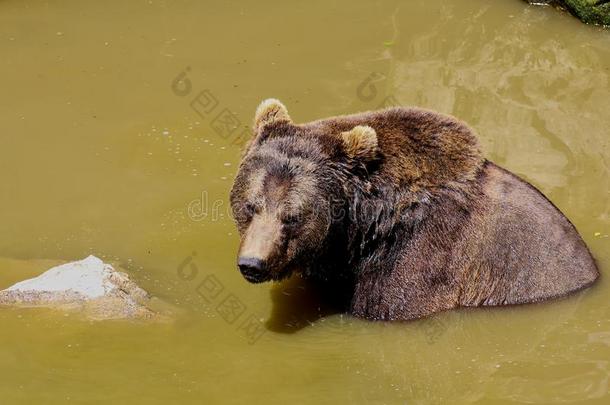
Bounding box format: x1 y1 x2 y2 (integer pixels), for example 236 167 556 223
0 0 609 403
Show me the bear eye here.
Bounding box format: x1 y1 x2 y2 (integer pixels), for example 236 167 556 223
243 202 258 220
282 215 300 228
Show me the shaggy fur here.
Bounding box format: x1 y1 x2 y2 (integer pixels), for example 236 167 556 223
229 99 599 321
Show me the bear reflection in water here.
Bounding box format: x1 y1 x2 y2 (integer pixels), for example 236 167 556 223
230 99 599 322
266 275 348 333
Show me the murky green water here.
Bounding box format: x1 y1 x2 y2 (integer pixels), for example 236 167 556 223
1 0 609 403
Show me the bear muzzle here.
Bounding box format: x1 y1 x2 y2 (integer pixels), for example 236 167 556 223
237 213 282 283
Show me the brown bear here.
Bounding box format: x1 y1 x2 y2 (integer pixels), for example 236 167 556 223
229 99 599 321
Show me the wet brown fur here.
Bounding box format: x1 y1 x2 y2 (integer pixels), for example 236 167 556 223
230 100 599 321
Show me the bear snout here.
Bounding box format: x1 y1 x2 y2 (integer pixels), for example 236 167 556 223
237 213 283 281
238 257 269 283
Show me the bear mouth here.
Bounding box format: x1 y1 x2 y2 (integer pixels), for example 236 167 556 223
242 272 270 283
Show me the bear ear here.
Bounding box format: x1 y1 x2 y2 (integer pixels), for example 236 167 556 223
340 125 379 161
253 98 292 132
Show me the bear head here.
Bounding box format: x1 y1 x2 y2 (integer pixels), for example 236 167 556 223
229 99 379 283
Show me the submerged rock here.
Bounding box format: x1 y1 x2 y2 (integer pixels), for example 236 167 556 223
0 256 159 321
525 0 610 26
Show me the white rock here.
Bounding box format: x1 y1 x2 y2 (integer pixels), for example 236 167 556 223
0 256 160 321
7 255 115 299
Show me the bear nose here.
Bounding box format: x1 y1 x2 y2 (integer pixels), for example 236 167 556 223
238 257 267 283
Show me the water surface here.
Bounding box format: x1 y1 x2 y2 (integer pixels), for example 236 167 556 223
0 0 609 403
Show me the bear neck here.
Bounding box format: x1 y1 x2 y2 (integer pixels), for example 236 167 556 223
339 168 482 277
